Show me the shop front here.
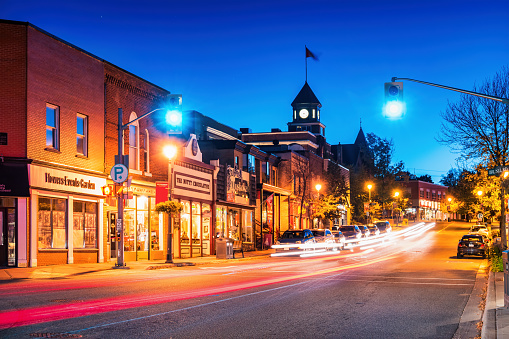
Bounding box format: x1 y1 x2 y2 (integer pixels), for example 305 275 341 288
104 183 162 262
171 158 215 258
0 158 30 267
29 164 107 266
215 165 256 251
258 184 291 250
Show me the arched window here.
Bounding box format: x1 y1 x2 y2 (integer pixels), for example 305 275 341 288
144 129 150 173
129 112 139 170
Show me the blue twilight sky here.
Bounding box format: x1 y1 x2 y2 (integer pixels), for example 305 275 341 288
2 0 509 182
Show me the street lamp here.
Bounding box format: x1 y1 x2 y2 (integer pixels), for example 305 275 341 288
393 191 401 226
366 184 373 224
164 145 178 263
315 184 322 228
114 102 181 268
367 184 373 202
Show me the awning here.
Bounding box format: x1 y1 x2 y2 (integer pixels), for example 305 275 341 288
0 159 30 197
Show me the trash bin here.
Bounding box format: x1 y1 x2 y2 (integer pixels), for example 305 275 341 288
216 237 233 259
503 250 509 308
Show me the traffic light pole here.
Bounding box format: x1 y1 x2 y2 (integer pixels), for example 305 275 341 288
114 106 169 268
391 77 509 248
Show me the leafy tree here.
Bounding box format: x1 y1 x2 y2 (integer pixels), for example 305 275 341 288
438 66 509 247
417 174 433 183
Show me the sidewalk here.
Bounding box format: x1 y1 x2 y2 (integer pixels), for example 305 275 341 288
482 271 509 339
0 248 276 281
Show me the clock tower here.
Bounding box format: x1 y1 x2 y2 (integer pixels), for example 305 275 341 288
288 81 325 136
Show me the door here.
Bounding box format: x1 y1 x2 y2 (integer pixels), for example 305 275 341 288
108 212 118 259
0 208 16 267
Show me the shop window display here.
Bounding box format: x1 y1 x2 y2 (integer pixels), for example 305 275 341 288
180 201 191 244
191 202 201 244
229 209 240 240
216 206 227 238
150 197 161 251
72 201 97 248
242 210 253 243
37 197 67 249
202 204 211 241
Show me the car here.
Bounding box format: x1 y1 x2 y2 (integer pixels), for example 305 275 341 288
375 221 392 233
367 225 380 236
339 225 362 241
457 234 490 258
469 224 490 237
331 229 346 249
275 229 315 252
310 229 337 250
357 225 370 238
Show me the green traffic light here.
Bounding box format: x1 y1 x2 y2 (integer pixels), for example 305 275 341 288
165 110 182 126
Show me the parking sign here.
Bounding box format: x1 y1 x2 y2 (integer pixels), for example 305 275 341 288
110 164 128 184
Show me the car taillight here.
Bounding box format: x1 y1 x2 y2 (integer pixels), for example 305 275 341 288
458 243 463 247
480 244 485 248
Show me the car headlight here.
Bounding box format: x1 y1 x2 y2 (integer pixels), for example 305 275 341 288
356 233 362 238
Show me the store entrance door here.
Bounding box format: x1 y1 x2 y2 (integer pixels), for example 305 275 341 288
108 212 118 259
0 208 16 267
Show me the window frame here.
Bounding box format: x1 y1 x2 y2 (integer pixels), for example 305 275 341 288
76 113 88 156
129 112 140 171
46 103 60 150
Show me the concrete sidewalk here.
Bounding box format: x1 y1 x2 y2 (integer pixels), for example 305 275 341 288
0 249 276 281
482 271 509 339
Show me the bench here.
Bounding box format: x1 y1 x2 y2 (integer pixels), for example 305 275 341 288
233 240 244 258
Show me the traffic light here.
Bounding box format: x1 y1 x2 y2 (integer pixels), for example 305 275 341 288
384 82 405 119
101 184 114 196
166 94 182 134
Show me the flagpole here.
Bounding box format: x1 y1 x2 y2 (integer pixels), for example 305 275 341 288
305 45 308 82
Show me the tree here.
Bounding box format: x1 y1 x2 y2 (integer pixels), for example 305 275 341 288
366 133 405 218
438 66 509 247
417 174 433 183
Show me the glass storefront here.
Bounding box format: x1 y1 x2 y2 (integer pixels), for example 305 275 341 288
215 205 254 243
38 197 67 249
72 201 97 249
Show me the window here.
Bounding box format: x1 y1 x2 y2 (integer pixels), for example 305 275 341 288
271 167 277 186
426 191 430 199
46 104 59 149
73 201 97 248
243 154 255 174
419 189 424 198
76 113 88 156
235 156 240 169
129 112 139 170
242 210 253 243
144 129 150 173
38 197 67 249
262 161 270 184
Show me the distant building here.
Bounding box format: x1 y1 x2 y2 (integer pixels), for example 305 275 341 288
401 177 449 221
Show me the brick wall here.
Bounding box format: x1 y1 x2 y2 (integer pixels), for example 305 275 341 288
25 26 105 172
0 22 27 157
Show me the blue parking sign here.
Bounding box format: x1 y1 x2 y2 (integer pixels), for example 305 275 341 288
110 164 128 184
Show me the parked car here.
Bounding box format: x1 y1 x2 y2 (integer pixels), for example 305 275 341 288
367 225 380 236
457 234 490 258
469 224 490 238
375 221 392 233
357 225 370 238
339 225 362 241
275 229 315 252
331 229 346 249
310 229 336 250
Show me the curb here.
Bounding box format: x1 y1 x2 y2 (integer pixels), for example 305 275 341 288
482 270 497 339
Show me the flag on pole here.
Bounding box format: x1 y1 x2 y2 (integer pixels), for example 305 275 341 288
305 47 318 61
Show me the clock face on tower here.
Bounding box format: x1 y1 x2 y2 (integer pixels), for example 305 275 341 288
299 109 309 119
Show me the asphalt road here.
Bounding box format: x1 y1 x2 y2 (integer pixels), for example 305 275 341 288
0 221 484 339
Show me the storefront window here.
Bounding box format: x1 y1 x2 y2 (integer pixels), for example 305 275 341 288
216 206 227 238
229 209 240 240
192 202 201 245
181 201 191 244
38 197 67 249
124 210 135 252
137 210 149 251
202 204 211 241
242 210 253 243
73 201 97 248
150 197 161 251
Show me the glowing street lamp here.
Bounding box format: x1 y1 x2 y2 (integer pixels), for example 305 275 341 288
164 144 178 263
367 184 373 202
315 183 322 197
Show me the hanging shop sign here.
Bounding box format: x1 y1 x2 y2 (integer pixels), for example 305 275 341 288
226 165 250 205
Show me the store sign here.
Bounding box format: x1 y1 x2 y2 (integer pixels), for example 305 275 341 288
30 165 106 196
173 165 212 201
226 165 250 205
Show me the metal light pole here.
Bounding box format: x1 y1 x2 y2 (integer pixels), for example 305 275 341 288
115 107 170 268
164 145 178 263
315 184 321 228
367 184 373 224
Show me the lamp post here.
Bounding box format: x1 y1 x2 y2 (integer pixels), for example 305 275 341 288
164 145 178 263
315 184 322 229
367 184 373 224
393 191 400 226
115 106 173 268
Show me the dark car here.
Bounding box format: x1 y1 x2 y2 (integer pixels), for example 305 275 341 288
357 225 370 238
339 225 362 241
457 234 490 258
310 229 337 250
275 229 315 252
367 225 380 236
375 221 392 233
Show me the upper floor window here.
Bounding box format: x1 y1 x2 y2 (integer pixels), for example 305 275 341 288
243 154 255 174
271 167 277 186
419 189 424 198
46 104 59 149
76 113 88 156
235 156 240 169
143 129 150 173
262 161 270 184
129 112 139 170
